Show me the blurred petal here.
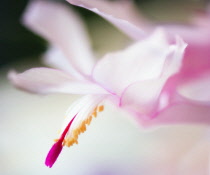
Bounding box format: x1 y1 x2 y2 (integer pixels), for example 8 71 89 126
67 0 147 40
178 72 210 103
163 11 210 44
8 68 108 95
67 0 210 78
177 136 210 175
138 97 210 127
23 0 95 76
158 11 210 77
93 29 179 95
120 35 186 116
120 79 167 116
161 36 187 77
43 46 85 80
179 40 210 79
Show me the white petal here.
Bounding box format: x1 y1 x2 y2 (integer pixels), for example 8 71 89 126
8 68 108 95
93 29 173 95
67 0 147 40
43 46 85 80
23 0 95 76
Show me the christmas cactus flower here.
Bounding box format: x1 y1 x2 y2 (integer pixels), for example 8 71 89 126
9 0 210 168
67 0 210 76
67 0 210 124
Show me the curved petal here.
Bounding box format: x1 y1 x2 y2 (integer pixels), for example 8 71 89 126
159 11 210 77
8 68 108 95
178 39 210 80
124 86 210 127
93 29 183 95
67 0 147 40
122 70 210 126
178 72 210 103
140 102 210 127
22 0 95 76
161 36 187 78
120 78 167 117
112 35 186 116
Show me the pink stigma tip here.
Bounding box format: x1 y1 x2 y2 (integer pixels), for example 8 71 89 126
45 116 76 168
45 140 63 168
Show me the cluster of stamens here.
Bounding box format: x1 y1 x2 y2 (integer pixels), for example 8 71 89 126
55 105 104 148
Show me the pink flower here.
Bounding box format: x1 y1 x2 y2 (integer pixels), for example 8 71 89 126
67 0 210 125
8 0 188 168
67 0 210 75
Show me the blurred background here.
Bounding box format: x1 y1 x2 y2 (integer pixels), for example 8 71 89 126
1 0 210 175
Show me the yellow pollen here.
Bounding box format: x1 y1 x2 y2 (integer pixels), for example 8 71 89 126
86 116 92 125
98 105 104 112
62 105 105 147
92 111 97 118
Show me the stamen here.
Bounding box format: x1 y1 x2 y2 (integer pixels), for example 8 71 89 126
98 105 104 112
45 116 76 168
63 105 104 148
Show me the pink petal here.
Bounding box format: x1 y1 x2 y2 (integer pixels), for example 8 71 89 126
8 68 108 95
120 78 167 116
178 72 210 103
161 36 187 78
67 0 210 78
23 0 95 76
119 36 186 118
93 29 178 95
162 13 210 76
126 87 210 127
140 102 210 127
180 40 210 78
67 0 147 40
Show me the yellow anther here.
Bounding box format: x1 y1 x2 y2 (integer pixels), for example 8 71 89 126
73 133 78 140
60 105 105 148
87 116 92 125
98 105 104 112
73 129 78 136
93 107 97 112
66 141 73 147
80 124 86 133
54 139 59 142
92 111 97 118
82 120 86 126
